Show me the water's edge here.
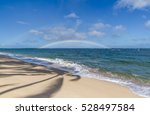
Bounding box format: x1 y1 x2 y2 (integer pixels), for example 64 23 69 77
0 52 149 97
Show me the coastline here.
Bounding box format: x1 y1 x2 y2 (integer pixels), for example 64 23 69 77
0 55 141 98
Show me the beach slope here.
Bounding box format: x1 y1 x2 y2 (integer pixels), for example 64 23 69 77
0 55 140 98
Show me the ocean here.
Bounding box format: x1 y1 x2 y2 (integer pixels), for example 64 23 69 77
0 48 150 97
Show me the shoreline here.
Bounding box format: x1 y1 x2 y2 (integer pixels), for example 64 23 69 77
0 55 141 98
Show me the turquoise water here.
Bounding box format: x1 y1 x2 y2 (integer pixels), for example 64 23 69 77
0 48 150 97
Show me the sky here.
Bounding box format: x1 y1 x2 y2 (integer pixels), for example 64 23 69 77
0 0 150 48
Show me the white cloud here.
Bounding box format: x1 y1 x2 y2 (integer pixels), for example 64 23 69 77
145 20 150 28
90 22 111 30
114 25 126 31
113 25 126 37
64 12 79 19
30 26 86 41
65 13 81 29
17 21 29 25
29 29 43 35
88 22 110 38
115 0 150 10
89 30 105 37
30 21 126 41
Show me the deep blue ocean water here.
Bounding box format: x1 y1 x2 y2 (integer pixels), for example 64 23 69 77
0 48 150 97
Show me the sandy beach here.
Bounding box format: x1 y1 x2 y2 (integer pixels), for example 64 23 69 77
0 55 140 98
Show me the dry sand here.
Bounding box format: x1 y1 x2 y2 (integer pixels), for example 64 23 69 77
0 55 140 98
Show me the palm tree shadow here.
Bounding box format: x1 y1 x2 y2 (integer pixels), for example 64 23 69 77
0 74 64 96
0 84 16 88
70 75 81 81
0 55 82 98
25 77 64 98
0 64 65 78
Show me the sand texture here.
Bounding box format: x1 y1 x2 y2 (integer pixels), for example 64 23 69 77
0 55 140 98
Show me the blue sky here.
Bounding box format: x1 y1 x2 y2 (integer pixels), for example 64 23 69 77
0 0 150 48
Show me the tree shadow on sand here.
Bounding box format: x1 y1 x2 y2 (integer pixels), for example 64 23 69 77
0 74 64 97
70 75 81 81
0 64 67 97
0 56 82 98
0 84 16 88
0 63 64 78
25 77 64 98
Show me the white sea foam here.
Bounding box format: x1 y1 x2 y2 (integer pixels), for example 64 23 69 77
0 52 150 97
